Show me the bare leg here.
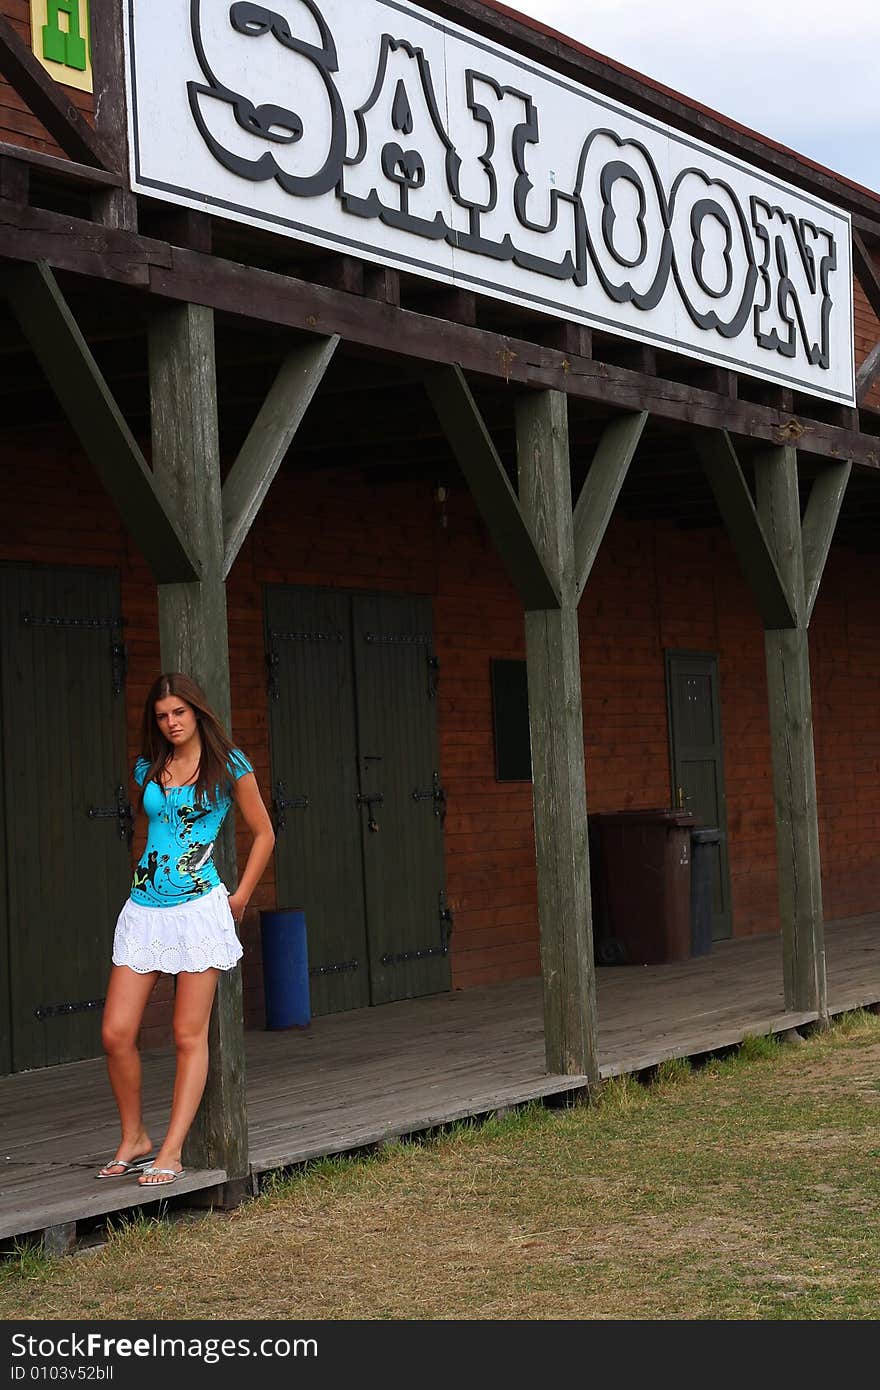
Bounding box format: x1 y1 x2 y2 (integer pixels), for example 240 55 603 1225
100 966 160 1173
140 968 220 1184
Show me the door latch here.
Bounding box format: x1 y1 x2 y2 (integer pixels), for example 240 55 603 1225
87 785 134 846
273 780 309 832
357 791 384 833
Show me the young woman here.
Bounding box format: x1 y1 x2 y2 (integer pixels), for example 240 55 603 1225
98 673 275 1187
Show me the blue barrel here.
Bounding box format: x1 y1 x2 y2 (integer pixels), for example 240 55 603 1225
260 909 311 1029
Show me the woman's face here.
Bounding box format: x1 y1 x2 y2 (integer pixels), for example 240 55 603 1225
154 694 199 749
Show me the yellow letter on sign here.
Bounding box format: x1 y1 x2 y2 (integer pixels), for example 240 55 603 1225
30 0 93 93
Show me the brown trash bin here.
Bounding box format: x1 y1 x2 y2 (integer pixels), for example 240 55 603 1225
591 809 695 965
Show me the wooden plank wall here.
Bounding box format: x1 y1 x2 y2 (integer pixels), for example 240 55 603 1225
2 425 880 1043
0 1 94 155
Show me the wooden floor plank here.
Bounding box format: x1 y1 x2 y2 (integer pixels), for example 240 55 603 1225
1 917 877 1244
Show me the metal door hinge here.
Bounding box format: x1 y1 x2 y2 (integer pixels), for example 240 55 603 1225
111 641 128 696
440 888 454 946
35 996 105 1021
412 771 446 823
380 889 453 966
267 647 280 701
309 959 360 978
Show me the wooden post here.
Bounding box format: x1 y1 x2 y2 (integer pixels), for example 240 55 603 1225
89 0 137 229
517 390 598 1080
754 446 826 1018
149 302 248 1178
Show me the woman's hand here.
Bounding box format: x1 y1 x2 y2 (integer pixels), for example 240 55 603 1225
227 891 247 924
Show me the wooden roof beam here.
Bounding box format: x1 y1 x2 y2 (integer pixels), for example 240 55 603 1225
0 140 121 190
0 261 199 582
0 199 877 467
424 364 561 609
573 411 647 600
695 429 798 629
221 334 340 577
801 460 852 623
853 231 880 323
0 16 113 171
856 342 880 407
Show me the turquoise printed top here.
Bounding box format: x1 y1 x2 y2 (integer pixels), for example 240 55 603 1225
130 750 253 908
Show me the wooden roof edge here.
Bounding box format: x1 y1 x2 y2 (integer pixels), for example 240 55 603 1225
418 0 880 228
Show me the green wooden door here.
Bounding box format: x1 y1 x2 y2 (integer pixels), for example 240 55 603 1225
266 588 370 1016
0 565 131 1073
352 594 451 1006
266 587 450 1016
665 651 732 940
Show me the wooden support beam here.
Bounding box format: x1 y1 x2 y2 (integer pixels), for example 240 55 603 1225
1 261 198 582
362 264 400 306
222 335 340 577
41 1222 77 1258
423 365 560 609
0 15 112 170
755 446 827 1018
856 341 880 406
149 302 249 1179
695 430 797 629
0 199 878 468
89 0 137 229
0 153 27 203
801 460 851 623
853 231 880 323
573 410 647 599
0 139 122 189
517 389 598 1081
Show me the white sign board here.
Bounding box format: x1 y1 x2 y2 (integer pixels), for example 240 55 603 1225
124 0 856 404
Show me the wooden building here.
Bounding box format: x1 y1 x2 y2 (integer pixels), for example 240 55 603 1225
1 0 880 1212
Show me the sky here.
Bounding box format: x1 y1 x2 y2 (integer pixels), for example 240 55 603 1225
509 0 880 195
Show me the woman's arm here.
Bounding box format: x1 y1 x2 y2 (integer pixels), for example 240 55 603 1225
227 772 276 924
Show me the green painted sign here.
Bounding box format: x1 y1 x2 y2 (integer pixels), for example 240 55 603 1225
31 0 92 91
42 0 87 70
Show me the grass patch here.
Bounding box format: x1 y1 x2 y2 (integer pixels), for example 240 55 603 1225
2 1239 54 1282
2 1009 879 1320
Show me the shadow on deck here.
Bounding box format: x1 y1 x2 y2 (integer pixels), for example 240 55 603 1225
2 915 878 1248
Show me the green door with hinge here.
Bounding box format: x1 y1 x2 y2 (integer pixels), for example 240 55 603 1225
266 587 450 1016
266 587 370 1017
352 593 450 1006
0 565 131 1074
665 650 732 940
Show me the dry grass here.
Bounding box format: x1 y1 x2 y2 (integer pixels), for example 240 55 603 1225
3 1011 880 1320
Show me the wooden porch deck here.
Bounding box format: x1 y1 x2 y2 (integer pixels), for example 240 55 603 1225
2 916 879 1247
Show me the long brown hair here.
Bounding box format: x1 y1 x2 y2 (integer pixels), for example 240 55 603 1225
138 673 239 808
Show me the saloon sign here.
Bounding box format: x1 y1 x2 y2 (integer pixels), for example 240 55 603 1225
124 0 855 403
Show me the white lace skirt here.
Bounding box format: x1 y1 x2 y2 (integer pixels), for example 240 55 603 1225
112 885 243 975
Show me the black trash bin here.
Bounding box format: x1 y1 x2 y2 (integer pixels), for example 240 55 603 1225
690 828 721 957
588 814 626 964
590 809 695 965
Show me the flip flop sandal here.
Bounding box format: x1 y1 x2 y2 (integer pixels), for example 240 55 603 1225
95 1153 155 1180
137 1166 186 1186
